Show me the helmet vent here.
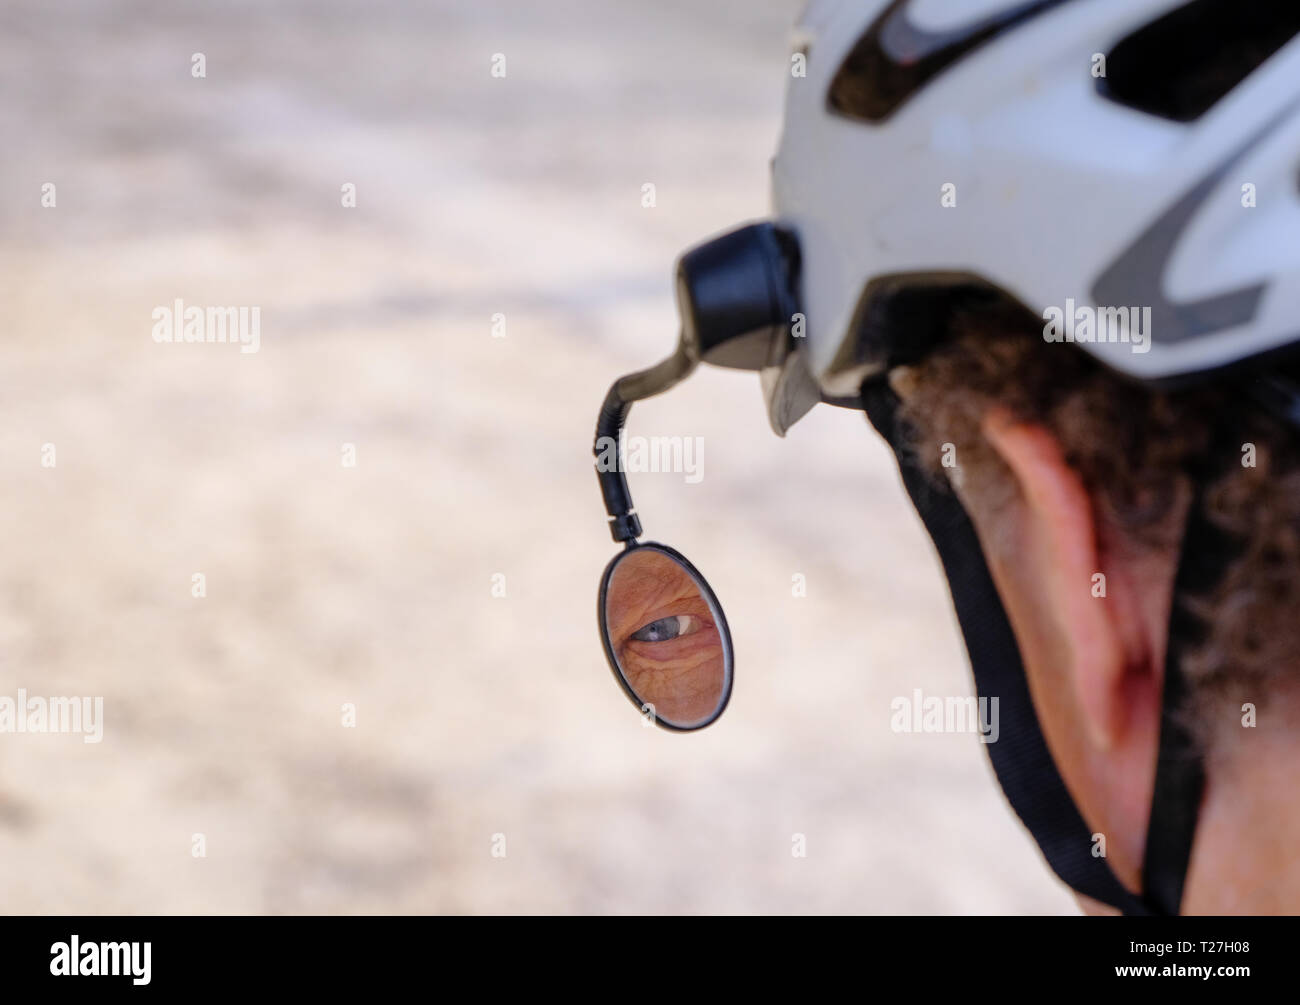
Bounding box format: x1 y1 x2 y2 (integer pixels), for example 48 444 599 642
1098 0 1300 122
828 0 1072 124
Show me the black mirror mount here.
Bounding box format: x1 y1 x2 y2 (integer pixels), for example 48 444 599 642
594 221 804 542
676 221 800 371
593 344 697 543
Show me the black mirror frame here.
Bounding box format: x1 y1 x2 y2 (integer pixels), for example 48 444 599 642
597 540 734 732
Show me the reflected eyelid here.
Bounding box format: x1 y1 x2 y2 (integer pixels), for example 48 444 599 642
629 597 713 631
631 613 700 642
624 608 713 646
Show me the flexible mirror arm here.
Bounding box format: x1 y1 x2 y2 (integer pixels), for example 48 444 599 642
594 342 698 543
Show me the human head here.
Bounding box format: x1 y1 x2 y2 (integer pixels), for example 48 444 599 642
890 298 1300 912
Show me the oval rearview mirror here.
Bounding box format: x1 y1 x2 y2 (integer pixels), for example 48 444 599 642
599 543 733 730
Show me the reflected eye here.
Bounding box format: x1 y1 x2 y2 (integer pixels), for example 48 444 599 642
630 614 699 642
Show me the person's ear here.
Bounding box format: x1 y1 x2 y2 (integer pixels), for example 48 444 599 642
978 408 1133 751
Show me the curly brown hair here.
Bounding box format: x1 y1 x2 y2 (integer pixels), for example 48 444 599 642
890 298 1300 755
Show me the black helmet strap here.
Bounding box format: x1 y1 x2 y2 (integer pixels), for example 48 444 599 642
861 378 1227 915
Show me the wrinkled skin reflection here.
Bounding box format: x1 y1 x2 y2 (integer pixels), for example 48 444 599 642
604 549 725 726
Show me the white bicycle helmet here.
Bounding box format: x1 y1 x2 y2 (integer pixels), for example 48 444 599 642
767 0 1300 418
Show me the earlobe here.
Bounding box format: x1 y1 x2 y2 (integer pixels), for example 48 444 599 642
980 408 1130 751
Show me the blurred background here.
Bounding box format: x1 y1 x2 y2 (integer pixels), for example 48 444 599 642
0 0 1073 913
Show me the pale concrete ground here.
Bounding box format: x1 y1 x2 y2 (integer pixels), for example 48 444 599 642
0 0 1075 913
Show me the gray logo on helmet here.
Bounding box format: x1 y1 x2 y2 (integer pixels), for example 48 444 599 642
1092 100 1299 345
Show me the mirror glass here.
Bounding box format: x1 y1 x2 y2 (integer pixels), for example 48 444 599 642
599 544 732 730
